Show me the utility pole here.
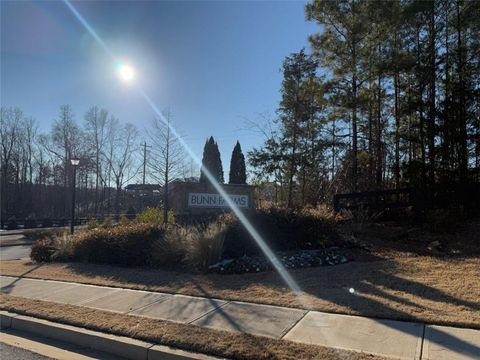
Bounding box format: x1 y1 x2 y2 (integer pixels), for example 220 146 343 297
141 141 151 212
163 110 171 224
143 141 147 185
70 159 80 234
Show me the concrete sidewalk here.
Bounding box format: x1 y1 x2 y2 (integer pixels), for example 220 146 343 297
1 275 479 360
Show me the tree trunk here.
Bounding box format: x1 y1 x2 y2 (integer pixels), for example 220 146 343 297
427 1 436 186
394 32 401 188
456 0 468 183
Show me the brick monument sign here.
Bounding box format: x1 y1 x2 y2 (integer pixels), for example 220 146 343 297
168 181 255 215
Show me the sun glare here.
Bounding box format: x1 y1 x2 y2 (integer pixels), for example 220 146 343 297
116 62 134 82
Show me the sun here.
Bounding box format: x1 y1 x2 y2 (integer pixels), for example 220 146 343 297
116 62 135 82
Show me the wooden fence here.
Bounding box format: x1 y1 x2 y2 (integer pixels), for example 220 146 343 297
333 183 480 212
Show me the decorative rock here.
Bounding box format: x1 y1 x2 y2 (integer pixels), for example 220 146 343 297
209 248 350 274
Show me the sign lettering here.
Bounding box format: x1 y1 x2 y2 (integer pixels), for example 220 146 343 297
187 193 249 208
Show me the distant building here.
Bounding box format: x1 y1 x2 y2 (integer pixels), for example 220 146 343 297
125 184 162 197
182 176 200 183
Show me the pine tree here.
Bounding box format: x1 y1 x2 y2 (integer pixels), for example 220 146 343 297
200 136 224 184
306 0 371 192
279 49 319 207
229 141 247 184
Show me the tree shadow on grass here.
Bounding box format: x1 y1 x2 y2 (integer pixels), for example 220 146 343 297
60 255 480 324
57 256 480 357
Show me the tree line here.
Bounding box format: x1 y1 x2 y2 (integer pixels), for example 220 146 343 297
249 0 479 207
0 105 190 224
0 105 248 225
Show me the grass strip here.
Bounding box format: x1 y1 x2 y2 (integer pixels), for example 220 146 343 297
0 294 383 360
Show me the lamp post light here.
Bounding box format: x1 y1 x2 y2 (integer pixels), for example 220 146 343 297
70 159 80 234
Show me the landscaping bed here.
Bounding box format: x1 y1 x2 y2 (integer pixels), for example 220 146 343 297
27 207 346 273
12 207 479 328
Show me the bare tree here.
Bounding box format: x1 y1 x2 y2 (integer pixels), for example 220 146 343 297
106 120 139 219
40 105 84 216
0 107 23 225
147 110 185 223
84 106 109 215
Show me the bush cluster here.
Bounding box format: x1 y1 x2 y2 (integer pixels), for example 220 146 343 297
72 223 163 266
30 239 57 262
425 208 464 233
222 207 339 258
136 207 175 225
30 206 340 271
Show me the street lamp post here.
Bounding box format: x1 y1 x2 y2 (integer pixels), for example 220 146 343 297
70 159 80 234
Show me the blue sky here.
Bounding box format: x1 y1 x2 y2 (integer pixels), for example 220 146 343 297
1 0 318 169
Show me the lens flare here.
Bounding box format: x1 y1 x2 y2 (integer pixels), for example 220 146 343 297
116 62 134 82
63 0 308 305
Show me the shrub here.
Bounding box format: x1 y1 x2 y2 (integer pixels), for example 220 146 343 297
426 208 463 233
149 225 187 267
136 207 163 225
52 233 75 261
72 223 163 266
27 206 340 271
101 216 115 228
166 210 175 224
119 215 130 226
300 205 337 222
31 239 56 262
222 208 339 258
136 207 175 225
185 221 227 272
87 218 99 230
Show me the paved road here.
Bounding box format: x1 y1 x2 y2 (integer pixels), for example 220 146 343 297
0 232 32 261
0 245 32 261
1 328 125 360
0 343 52 360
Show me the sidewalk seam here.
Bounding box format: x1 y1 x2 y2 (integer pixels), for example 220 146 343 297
124 295 170 315
419 323 426 360
187 300 231 324
279 310 310 339
75 288 123 306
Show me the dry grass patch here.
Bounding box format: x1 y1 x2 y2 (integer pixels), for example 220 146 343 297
0 294 383 360
1 256 479 329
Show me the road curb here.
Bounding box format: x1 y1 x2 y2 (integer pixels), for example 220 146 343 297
0 311 223 360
